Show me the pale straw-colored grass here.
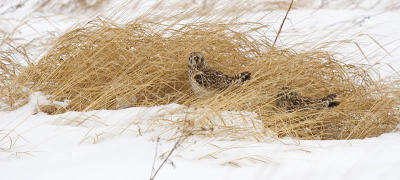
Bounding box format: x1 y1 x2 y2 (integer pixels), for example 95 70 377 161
1 1 399 141
6 18 396 140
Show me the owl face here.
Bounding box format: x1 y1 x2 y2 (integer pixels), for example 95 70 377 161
277 87 297 100
188 52 206 69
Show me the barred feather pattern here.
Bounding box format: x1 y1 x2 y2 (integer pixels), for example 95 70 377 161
275 87 340 112
188 52 251 97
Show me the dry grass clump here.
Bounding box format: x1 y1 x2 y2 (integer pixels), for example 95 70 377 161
10 19 400 140
0 56 25 110
0 32 31 110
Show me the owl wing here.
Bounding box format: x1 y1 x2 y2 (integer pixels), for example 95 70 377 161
194 69 233 90
276 88 314 111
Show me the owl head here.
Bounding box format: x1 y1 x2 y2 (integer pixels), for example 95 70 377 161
188 52 206 69
277 87 297 100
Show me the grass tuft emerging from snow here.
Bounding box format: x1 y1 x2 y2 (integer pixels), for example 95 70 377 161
1 1 400 141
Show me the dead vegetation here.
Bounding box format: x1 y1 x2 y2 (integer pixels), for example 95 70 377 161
0 1 399 141
0 18 396 140
0 30 30 111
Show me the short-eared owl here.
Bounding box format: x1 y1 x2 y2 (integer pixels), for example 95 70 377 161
275 87 340 112
188 52 251 97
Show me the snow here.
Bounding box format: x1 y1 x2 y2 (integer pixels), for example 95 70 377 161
1 0 400 180
2 96 400 179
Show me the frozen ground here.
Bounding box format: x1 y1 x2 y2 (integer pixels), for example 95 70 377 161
2 93 400 180
1 1 400 180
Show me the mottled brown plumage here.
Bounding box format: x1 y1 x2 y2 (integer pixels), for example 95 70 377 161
275 87 340 112
188 52 251 97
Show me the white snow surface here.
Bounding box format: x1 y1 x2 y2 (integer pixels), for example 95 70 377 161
1 1 400 180
1 93 400 180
